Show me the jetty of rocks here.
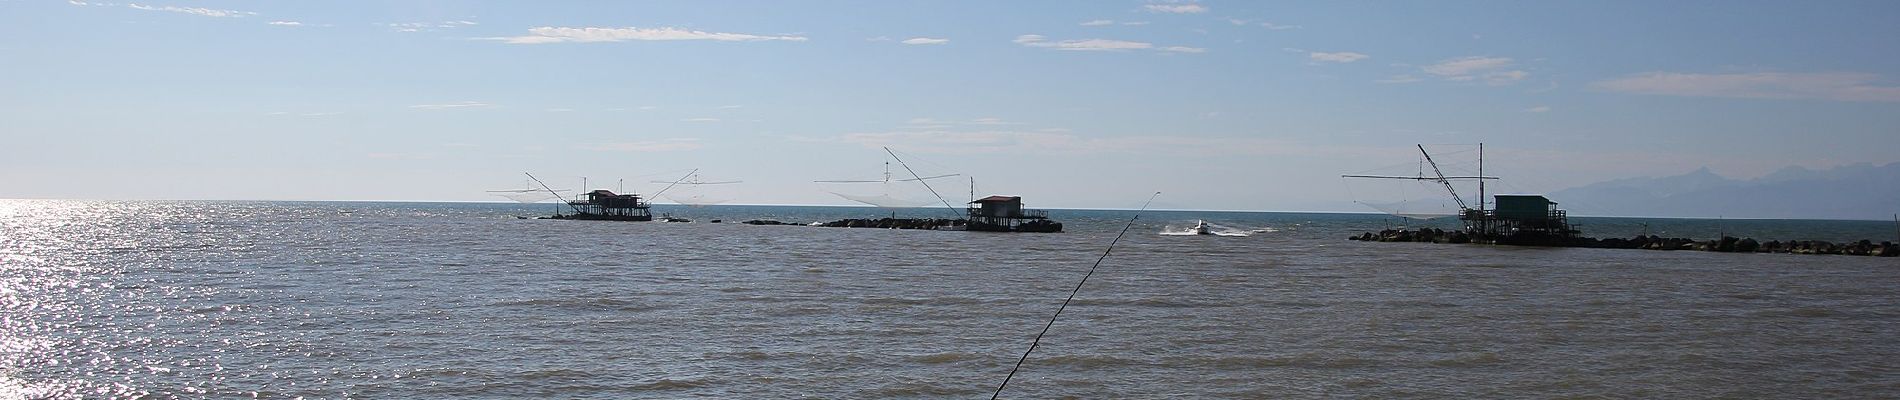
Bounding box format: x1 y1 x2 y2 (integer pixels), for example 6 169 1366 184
817 217 965 230
1350 228 1899 257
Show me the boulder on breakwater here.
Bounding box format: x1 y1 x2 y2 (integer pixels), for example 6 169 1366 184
818 217 966 230
1349 229 1898 257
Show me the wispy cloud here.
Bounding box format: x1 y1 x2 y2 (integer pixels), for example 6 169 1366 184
1420 56 1529 85
587 138 703 152
409 101 492 110
1080 19 1115 26
1375 75 1424 84
384 20 477 33
1014 34 1149 51
826 130 1355 157
1591 72 1900 102
1224 18 1298 30
1015 34 1197 53
901 37 949 45
1309 51 1368 63
1144 3 1208 14
487 27 808 44
267 21 302 26
127 3 254 18
1524 106 1551 113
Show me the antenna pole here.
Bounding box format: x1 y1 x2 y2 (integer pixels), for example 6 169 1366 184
883 147 961 218
993 192 1161 400
1478 143 1485 213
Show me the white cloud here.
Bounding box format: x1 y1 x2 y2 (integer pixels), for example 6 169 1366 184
1375 75 1423 84
127 3 254 18
1309 51 1368 63
1485 70 1530 85
267 21 302 26
1591 72 1900 102
409 101 492 110
1423 56 1513 77
901 37 949 45
831 130 1343 157
1122 21 1151 26
1144 3 1208 14
1162 46 1207 53
1080 19 1115 26
488 26 809 44
1261 22 1300 30
1418 56 1528 84
1524 106 1551 113
1014 34 1159 52
384 20 477 32
587 139 703 152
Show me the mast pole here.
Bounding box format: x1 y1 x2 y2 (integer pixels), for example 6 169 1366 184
1478 143 1485 213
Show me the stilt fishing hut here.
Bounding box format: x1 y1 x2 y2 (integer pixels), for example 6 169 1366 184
546 189 653 221
1462 194 1577 241
1343 144 1576 243
967 195 1062 233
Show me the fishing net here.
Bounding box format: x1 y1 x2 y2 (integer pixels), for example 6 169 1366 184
492 191 559 204
829 192 928 208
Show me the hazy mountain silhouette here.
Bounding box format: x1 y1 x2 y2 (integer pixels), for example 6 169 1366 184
1549 162 1900 220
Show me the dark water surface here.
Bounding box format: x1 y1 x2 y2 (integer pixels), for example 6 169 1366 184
3 200 1897 398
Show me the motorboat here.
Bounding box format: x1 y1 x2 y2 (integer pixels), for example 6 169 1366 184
1192 220 1212 235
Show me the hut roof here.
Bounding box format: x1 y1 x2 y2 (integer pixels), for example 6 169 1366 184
971 195 1020 203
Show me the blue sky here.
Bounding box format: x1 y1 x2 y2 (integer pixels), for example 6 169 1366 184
4 0 1898 211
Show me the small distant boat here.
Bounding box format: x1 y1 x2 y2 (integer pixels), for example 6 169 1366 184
1192 220 1213 235
659 213 691 223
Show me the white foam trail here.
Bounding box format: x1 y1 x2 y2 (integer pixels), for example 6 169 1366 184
1158 221 1276 237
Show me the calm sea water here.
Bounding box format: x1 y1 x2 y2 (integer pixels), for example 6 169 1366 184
3 200 1897 398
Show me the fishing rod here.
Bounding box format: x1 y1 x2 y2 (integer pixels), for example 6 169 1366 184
991 191 1161 400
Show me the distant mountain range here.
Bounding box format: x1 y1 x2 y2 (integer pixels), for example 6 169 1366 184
1547 162 1900 220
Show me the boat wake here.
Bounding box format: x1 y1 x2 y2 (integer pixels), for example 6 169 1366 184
1159 220 1277 237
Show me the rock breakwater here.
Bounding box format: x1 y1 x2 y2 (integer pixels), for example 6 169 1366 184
1350 228 1899 257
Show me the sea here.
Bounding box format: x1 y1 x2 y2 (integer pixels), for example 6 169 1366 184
3 200 1897 399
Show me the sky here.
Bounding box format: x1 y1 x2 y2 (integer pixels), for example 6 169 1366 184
4 0 1898 212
